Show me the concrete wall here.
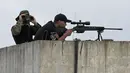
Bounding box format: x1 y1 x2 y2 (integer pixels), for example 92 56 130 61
0 41 130 73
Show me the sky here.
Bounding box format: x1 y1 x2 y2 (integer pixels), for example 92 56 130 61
0 0 130 48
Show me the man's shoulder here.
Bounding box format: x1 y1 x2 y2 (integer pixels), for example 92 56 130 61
42 21 55 28
45 21 54 25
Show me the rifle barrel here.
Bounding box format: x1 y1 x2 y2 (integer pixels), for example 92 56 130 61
104 28 123 30
73 26 123 32
83 26 123 30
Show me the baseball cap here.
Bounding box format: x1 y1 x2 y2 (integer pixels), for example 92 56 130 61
54 13 71 23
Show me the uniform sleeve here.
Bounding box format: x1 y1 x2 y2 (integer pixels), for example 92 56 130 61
11 21 23 35
30 22 41 35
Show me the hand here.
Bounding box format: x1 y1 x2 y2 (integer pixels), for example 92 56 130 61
30 15 37 25
58 29 73 40
55 33 59 39
64 29 73 36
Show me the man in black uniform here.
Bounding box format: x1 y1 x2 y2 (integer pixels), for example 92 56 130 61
11 10 41 44
34 13 73 40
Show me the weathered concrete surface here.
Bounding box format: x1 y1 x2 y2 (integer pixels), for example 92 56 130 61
39 41 75 73
0 41 41 73
0 41 75 73
0 40 130 73
78 41 130 73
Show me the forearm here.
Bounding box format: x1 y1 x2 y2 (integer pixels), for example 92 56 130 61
58 29 73 40
58 33 68 40
11 21 23 35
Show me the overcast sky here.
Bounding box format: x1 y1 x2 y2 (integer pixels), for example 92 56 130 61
0 0 130 48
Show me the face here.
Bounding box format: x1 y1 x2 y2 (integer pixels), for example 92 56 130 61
56 20 67 28
20 13 31 22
